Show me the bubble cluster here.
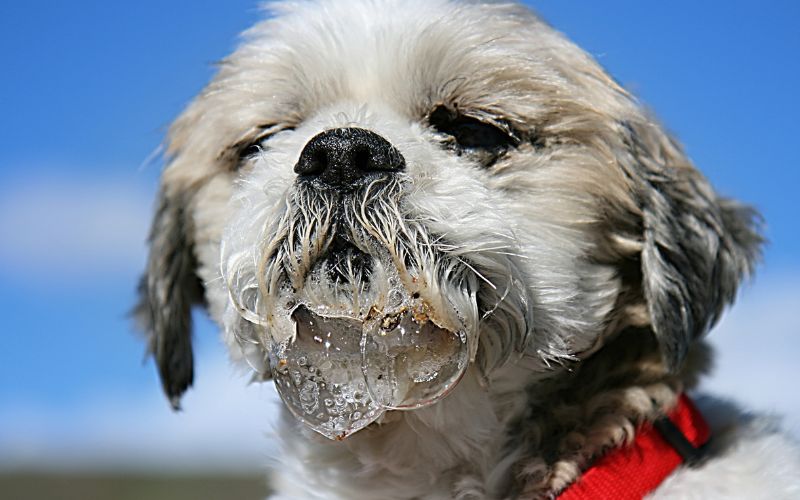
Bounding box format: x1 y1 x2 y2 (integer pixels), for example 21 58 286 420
269 299 469 440
271 308 382 440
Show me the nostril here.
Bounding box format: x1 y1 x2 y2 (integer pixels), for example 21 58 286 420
352 146 371 172
296 146 329 176
309 148 328 174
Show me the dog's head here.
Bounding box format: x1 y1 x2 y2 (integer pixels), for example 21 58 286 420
136 0 761 440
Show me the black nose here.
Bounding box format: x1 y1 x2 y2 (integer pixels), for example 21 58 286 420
294 128 405 188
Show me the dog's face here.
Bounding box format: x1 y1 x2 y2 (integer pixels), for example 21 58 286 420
137 0 761 440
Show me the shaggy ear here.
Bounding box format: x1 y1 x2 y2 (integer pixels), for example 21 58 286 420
621 120 763 371
134 187 205 409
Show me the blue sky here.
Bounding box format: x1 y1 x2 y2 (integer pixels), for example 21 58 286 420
1 1 798 470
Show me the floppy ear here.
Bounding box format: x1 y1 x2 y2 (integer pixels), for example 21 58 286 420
621 120 763 371
134 186 205 409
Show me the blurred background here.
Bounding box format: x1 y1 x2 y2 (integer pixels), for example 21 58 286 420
0 1 797 498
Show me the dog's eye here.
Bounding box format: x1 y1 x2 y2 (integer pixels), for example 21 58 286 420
428 105 519 153
239 142 264 161
234 125 295 167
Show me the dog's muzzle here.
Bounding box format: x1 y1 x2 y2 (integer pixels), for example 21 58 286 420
243 128 471 440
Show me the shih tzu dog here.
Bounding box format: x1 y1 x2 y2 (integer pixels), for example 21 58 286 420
135 0 800 498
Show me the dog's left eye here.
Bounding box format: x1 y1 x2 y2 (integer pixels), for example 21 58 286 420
428 105 519 154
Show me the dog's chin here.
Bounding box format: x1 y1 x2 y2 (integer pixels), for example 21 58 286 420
265 245 473 440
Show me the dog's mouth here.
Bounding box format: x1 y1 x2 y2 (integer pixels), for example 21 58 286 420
323 234 373 283
223 182 482 440
270 296 469 440
269 235 471 440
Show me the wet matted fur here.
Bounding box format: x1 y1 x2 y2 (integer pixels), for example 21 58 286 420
135 1 800 498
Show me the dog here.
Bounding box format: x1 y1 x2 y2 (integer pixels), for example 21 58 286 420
135 0 800 498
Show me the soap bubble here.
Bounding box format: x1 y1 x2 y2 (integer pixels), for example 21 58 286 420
360 307 468 409
270 306 384 440
268 298 470 440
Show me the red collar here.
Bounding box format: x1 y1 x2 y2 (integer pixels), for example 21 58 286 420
557 394 710 500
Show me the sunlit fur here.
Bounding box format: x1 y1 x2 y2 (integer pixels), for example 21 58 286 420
136 0 800 498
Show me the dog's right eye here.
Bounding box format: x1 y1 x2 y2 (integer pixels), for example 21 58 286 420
239 142 264 161
428 105 519 154
232 124 295 168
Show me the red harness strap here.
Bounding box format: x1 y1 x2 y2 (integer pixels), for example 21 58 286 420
557 395 710 500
